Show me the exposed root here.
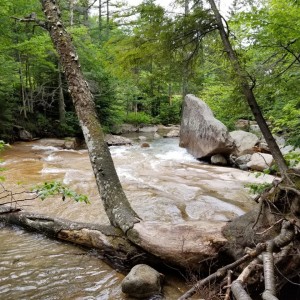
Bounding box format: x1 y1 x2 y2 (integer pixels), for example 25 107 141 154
178 221 296 300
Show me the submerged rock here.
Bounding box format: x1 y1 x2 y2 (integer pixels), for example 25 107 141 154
141 142 150 148
179 94 235 158
121 264 163 299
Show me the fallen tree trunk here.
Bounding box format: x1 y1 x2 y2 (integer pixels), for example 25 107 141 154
0 205 227 271
0 205 146 272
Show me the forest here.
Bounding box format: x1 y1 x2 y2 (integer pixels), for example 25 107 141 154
1 0 300 299
0 0 299 145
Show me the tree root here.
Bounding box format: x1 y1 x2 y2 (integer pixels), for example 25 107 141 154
178 220 296 300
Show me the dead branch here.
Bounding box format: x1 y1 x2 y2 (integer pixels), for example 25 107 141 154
179 220 296 300
224 270 232 300
178 243 266 300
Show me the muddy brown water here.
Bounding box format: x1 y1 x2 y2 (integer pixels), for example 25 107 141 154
0 136 274 299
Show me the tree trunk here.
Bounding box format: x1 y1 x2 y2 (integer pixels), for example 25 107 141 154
98 0 102 35
40 0 139 233
0 206 148 272
58 62 66 124
69 0 74 26
207 0 289 179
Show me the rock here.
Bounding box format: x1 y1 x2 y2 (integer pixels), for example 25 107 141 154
154 133 161 139
121 264 163 299
230 130 259 156
179 94 235 158
138 136 147 141
211 154 227 165
275 135 286 148
235 154 252 166
247 153 274 171
141 142 150 148
104 134 132 146
114 123 139 134
235 119 250 130
64 138 77 149
163 129 180 138
19 129 33 141
139 125 158 132
258 142 270 153
249 124 260 133
280 144 295 155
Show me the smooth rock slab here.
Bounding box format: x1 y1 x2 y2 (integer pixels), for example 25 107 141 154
122 264 163 299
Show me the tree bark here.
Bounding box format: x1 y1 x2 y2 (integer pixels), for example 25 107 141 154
58 62 66 124
0 206 148 272
207 0 289 179
40 0 140 233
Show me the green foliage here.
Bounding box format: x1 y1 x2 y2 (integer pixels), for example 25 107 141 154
245 182 272 194
33 181 90 204
155 96 182 125
124 112 153 125
284 151 300 168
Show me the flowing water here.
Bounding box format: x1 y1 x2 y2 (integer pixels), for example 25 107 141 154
0 135 274 299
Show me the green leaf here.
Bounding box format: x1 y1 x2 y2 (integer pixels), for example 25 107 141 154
33 181 90 204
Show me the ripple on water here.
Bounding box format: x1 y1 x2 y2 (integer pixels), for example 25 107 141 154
0 227 123 300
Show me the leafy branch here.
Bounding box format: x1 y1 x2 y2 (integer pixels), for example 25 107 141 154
33 181 90 204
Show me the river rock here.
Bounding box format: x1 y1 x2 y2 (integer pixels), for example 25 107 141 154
179 94 235 158
19 129 33 141
235 154 252 166
154 133 161 139
163 129 180 138
235 119 250 130
64 138 77 149
141 142 150 148
247 153 274 171
138 136 147 141
211 154 227 165
139 125 158 132
113 123 139 134
121 264 163 299
104 134 132 146
230 130 259 156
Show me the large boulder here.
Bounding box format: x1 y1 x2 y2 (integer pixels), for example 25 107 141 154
121 264 163 299
179 94 235 158
230 130 259 156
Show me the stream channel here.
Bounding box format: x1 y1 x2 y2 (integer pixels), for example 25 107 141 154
0 134 274 299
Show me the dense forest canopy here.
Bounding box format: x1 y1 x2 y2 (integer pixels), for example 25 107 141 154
0 0 299 146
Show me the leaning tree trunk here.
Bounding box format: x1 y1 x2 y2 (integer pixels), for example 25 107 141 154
207 0 289 180
40 0 139 233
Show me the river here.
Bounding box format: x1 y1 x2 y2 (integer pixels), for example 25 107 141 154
0 135 274 299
